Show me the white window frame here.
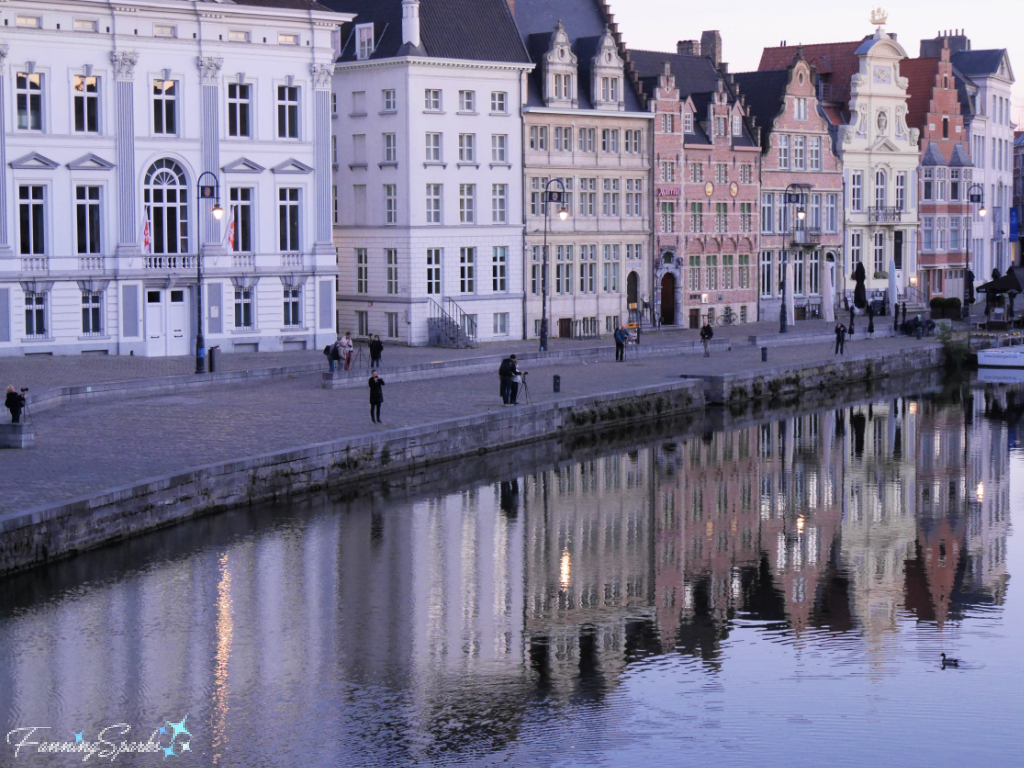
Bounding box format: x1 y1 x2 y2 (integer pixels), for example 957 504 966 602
276 84 299 139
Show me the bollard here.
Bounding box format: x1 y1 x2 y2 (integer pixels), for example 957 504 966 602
915 327 923 340
761 346 768 362
209 345 219 373
553 374 561 393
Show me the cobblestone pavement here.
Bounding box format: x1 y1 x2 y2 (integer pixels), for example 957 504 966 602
0 333 932 516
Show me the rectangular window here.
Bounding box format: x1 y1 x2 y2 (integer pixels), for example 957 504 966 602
356 248 368 293
492 184 507 223
424 89 441 111
228 30 249 42
795 97 808 121
760 251 773 297
715 202 728 233
426 249 441 295
76 186 101 255
689 163 702 183
384 184 397 225
873 232 885 273
601 129 619 153
355 310 368 337
459 90 475 112
715 163 728 184
684 112 693 133
778 134 789 169
850 231 862 264
386 312 400 339
18 185 45 255
356 24 374 60
689 255 701 292
229 187 253 252
792 136 805 169
277 85 299 138
493 312 509 335
82 292 102 335
458 133 475 162
950 217 961 250
491 134 507 162
25 293 46 337
383 132 397 162
810 194 822 230
529 125 548 150
386 249 398 294
923 217 934 250
626 130 642 153
825 194 838 233
426 184 441 223
152 79 177 135
283 287 301 326
850 171 862 212
74 75 99 133
425 132 442 161
660 201 675 233
383 89 396 111
227 82 251 137
492 246 507 291
579 178 596 216
739 202 752 233
896 171 907 210
602 178 620 216
732 115 741 136
578 128 595 152
234 289 253 329
625 179 643 216
278 188 300 251
460 248 475 293
738 254 751 289
690 202 703 233
278 33 298 45
809 137 821 170
715 116 727 136
706 255 718 290
488 91 507 113
17 15 41 28
459 184 475 223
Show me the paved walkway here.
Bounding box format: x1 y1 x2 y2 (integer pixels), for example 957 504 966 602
0 333 931 516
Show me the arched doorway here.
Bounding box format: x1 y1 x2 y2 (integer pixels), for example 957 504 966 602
660 272 676 325
627 271 639 321
144 158 189 254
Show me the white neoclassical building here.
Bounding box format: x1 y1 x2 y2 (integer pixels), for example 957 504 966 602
0 0 349 358
327 0 532 346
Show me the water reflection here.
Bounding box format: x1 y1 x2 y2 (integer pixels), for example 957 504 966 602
0 383 1018 766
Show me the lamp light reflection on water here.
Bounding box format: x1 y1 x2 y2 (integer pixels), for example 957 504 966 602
976 481 985 501
559 548 571 590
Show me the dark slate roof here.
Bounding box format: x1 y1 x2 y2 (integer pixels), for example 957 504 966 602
920 141 946 166
513 0 643 112
733 69 789 141
952 49 1008 77
230 0 338 10
949 143 973 167
327 0 530 64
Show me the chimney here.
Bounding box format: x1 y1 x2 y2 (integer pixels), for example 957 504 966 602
506 0 514 15
701 30 722 65
402 0 421 48
920 30 970 58
677 40 699 56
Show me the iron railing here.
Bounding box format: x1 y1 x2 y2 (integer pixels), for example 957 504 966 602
428 298 476 348
789 226 822 247
869 206 903 224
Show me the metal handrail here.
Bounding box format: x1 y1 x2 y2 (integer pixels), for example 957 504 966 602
869 206 903 223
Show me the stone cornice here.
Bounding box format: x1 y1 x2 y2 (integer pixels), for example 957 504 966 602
335 57 534 74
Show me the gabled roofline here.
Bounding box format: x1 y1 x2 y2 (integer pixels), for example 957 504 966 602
335 56 534 72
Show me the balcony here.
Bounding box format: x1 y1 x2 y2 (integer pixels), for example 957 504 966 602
144 255 198 270
869 206 903 224
281 253 303 268
232 253 256 269
78 256 104 271
789 227 822 247
20 257 48 272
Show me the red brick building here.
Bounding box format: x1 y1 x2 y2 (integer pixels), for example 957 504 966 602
903 40 973 300
633 34 760 328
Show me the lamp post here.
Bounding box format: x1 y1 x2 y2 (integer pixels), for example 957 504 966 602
195 171 224 374
964 183 986 321
539 178 568 352
782 183 811 334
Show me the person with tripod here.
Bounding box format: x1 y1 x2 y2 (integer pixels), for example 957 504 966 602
510 360 523 405
339 332 354 371
5 386 25 423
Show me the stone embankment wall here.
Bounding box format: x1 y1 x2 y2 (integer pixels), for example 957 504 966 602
0 380 703 577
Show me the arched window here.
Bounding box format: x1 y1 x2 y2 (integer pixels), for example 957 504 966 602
144 159 189 254
874 169 887 209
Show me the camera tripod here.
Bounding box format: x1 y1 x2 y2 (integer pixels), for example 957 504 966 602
350 344 368 369
516 373 531 405
18 389 31 425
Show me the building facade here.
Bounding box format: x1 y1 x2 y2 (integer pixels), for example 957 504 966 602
327 0 531 346
0 0 345 358
515 7 653 339
736 54 844 323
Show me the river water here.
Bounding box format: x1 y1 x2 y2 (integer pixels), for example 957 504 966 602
1 381 1022 767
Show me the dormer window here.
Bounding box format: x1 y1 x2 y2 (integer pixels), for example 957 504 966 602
554 74 572 100
590 28 624 111
356 24 374 60
601 77 619 102
732 115 741 136
542 22 578 108
684 112 693 133
714 116 727 136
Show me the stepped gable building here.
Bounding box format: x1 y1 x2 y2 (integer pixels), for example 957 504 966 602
0 0 349 358
761 24 920 307
735 53 844 324
513 0 653 339
633 34 760 329
901 39 973 302
325 0 532 346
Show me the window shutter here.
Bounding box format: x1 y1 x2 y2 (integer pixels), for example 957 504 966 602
208 282 223 334
122 284 139 338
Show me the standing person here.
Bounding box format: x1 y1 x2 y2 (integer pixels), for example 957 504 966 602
498 354 516 405
5 386 25 423
368 370 385 423
328 338 342 373
369 335 384 368
510 359 523 405
834 323 846 355
614 325 629 362
339 332 354 371
699 320 714 357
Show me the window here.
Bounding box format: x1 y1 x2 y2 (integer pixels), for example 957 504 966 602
689 163 703 183
715 203 728 233
761 193 774 233
283 287 301 326
529 125 548 150
601 77 619 102
154 24 176 37
722 254 734 289
706 255 719 290
356 24 374 60
896 172 907 210
684 112 693 133
554 126 572 151
810 194 822 230
739 164 753 184
278 32 298 45
76 186 101 255
492 246 507 291
278 188 300 251
873 232 885 273
601 179 620 216
738 254 751 289
625 130 642 153
425 89 441 110
25 293 46 337
383 312 398 339
426 249 441 294
739 202 752 232
354 310 369 337
82 292 102 335
458 133 475 162
760 251 773 296
459 184 475 223
601 129 619 153
234 289 253 329
493 313 509 335
689 255 701 291
578 127 595 152
826 194 838 233
386 249 398 294
936 217 947 250
626 179 643 216
490 91 507 113
492 184 507 223
228 187 252 252
144 159 188 254
689 202 703 233
661 113 674 133
73 75 99 133
778 134 789 169
660 162 674 183
950 217 961 250
460 248 475 292
874 170 887 210
714 116 727 136
356 248 368 293
555 246 572 294
383 132 397 162
793 136 805 169
950 169 961 201
491 134 507 163
426 184 441 223
228 30 249 42
850 171 862 212
152 79 178 134
332 135 339 165
425 132 441 161
602 246 620 292
579 178 596 216
850 231 862 264
715 163 728 184
459 90 475 112
553 74 572 99
277 85 299 138
17 15 41 28
227 83 251 137
808 137 821 170
794 97 808 121
383 89 396 111
384 184 397 225
661 202 676 233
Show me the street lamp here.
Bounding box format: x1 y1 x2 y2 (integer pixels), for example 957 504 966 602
195 171 223 374
539 178 568 352
964 183 986 321
782 183 811 334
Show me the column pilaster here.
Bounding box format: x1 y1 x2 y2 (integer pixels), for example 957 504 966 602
198 56 224 254
310 62 335 257
0 44 12 256
112 51 140 257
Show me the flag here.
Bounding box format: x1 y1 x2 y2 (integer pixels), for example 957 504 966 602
226 216 236 250
142 218 152 254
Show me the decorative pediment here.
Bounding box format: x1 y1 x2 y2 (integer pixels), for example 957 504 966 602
590 26 625 112
543 21 578 108
10 152 59 169
871 138 900 152
222 157 266 174
66 153 115 171
271 158 314 174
